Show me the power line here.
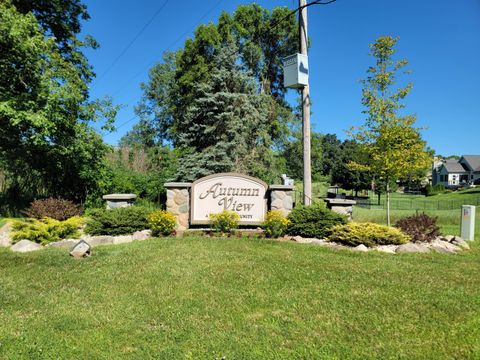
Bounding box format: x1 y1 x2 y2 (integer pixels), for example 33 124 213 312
109 0 224 100
97 0 170 81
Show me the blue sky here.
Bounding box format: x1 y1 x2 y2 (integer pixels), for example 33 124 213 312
81 0 480 156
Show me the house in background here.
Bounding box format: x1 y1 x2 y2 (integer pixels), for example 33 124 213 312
432 155 480 187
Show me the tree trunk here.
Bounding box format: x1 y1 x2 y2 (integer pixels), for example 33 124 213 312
386 181 391 226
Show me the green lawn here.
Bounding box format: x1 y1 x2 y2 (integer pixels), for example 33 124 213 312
1 236 480 359
0 217 5 228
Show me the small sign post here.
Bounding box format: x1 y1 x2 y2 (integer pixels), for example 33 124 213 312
461 205 476 240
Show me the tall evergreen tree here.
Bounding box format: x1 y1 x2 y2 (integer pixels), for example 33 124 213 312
175 42 277 182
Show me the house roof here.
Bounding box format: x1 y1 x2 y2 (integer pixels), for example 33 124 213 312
462 155 480 171
443 159 468 173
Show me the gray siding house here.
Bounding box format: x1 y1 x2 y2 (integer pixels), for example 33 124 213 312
432 155 480 187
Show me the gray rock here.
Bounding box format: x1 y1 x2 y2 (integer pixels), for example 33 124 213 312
310 239 327 246
441 235 455 242
132 230 151 241
113 235 134 245
0 222 12 247
396 243 431 253
70 240 91 258
376 245 398 254
83 235 115 246
352 244 369 252
11 240 42 253
47 239 79 248
451 237 470 250
429 239 461 254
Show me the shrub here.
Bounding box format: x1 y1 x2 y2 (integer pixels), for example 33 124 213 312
425 184 446 196
395 213 440 242
209 210 240 233
147 210 176 236
328 222 410 247
84 206 150 236
12 216 84 245
263 210 290 238
287 203 347 239
24 197 82 221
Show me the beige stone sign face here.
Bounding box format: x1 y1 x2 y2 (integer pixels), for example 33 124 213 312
191 173 268 225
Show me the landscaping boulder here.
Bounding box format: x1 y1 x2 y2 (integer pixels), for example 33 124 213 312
11 240 42 253
113 235 134 245
47 239 79 248
353 244 369 252
376 245 398 254
310 238 328 246
83 235 115 246
70 240 91 258
133 230 151 241
429 239 461 254
396 243 430 253
0 222 12 247
450 236 470 250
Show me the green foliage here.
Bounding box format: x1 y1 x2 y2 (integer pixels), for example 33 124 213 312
262 210 290 238
11 216 83 245
209 210 240 233
24 197 82 221
147 210 176 236
395 213 440 242
84 207 150 236
349 36 431 225
175 42 281 183
287 203 347 239
129 4 299 183
0 0 119 205
425 184 446 196
328 222 410 247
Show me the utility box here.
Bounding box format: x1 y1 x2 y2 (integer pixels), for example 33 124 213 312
283 53 309 88
460 205 476 240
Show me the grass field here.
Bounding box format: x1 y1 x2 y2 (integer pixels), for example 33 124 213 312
1 236 479 359
0 217 5 228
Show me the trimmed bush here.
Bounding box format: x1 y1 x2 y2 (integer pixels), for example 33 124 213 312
263 210 290 238
287 203 347 239
24 197 82 221
395 213 440 242
328 222 410 247
209 210 240 233
85 206 150 236
425 184 446 196
12 216 84 245
147 210 176 236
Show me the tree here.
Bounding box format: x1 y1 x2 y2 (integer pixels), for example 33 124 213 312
174 42 279 182
0 0 117 205
331 140 372 196
349 36 431 226
126 3 300 178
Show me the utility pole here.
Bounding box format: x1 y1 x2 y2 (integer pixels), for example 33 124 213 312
299 0 312 205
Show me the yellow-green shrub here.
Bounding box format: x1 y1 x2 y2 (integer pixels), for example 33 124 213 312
263 210 290 238
209 210 240 233
12 216 84 245
147 210 176 236
327 222 410 247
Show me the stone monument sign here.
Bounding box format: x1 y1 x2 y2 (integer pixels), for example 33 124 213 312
190 173 268 225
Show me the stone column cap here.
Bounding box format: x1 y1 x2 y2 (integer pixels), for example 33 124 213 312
102 193 137 200
324 198 357 205
269 185 294 190
164 182 192 188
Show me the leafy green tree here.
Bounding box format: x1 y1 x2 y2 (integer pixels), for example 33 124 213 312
349 36 431 225
283 132 323 181
0 0 117 205
331 140 372 196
